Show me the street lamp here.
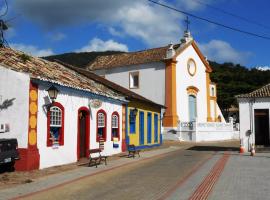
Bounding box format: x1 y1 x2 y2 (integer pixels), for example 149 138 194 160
46 85 59 102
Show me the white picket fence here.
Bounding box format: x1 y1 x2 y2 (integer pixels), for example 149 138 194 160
175 121 239 142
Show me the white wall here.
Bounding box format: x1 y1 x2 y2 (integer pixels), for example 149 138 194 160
37 82 123 169
176 45 208 122
0 66 29 148
239 98 270 151
95 62 166 105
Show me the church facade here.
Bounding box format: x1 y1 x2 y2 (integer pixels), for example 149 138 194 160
88 32 225 131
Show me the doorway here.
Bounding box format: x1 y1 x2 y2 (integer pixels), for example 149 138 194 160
77 107 90 160
254 109 269 146
139 111 144 145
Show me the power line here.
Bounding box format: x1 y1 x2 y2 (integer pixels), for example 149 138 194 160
147 0 270 40
0 0 8 18
189 0 270 30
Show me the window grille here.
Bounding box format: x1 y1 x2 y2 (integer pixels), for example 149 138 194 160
50 106 62 127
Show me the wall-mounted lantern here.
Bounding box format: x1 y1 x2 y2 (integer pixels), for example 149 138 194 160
46 85 59 102
132 108 138 117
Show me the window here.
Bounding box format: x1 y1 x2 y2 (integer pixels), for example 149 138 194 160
129 72 139 89
96 109 107 142
188 95 197 122
47 102 64 146
129 110 136 133
154 114 158 143
211 87 215 96
111 112 120 140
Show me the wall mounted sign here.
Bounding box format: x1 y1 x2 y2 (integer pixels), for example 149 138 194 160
89 99 102 109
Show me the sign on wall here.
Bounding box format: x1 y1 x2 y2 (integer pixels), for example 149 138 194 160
89 99 102 109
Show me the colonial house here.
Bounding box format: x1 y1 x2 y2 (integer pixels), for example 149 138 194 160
237 83 270 152
0 47 163 171
87 31 231 142
58 63 164 150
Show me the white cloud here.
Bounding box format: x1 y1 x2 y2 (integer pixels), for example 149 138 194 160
76 38 128 52
199 39 252 64
256 66 270 71
10 43 54 57
13 0 185 47
50 32 66 41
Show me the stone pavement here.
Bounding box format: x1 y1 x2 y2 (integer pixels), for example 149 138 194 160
209 153 270 200
0 145 184 200
2 140 270 200
165 151 270 200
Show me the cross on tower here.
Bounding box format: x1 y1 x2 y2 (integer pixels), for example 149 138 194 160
184 16 190 32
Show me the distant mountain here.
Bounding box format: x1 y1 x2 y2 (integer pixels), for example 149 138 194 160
44 52 270 116
44 51 124 68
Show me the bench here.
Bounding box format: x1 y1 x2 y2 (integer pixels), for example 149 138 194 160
127 145 140 158
88 149 108 168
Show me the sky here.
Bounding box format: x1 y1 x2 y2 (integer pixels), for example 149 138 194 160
2 0 270 68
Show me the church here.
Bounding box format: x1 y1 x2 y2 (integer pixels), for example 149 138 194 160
87 30 227 141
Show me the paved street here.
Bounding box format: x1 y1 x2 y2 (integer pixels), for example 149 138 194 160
2 140 270 200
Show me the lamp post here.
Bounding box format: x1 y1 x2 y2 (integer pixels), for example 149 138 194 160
46 85 59 103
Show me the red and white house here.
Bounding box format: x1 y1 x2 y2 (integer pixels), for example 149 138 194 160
0 47 126 170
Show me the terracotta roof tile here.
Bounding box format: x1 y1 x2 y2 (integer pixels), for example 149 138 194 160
56 60 165 109
87 44 182 70
0 47 124 101
236 83 270 98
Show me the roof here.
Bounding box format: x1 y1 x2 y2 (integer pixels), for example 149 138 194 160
0 47 124 101
87 40 212 73
87 43 181 70
236 83 270 98
56 60 165 109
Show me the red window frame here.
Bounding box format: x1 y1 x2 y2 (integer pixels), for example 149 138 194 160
47 102 65 147
96 109 107 142
111 111 120 141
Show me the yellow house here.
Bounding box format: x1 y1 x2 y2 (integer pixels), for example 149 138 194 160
127 101 162 149
63 65 164 151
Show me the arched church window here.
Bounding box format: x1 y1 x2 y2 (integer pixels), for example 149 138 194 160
188 95 197 122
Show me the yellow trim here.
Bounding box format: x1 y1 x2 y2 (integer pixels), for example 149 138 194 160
187 86 199 95
206 72 212 122
163 59 179 127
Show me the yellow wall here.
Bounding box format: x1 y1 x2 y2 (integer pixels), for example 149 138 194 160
127 101 161 147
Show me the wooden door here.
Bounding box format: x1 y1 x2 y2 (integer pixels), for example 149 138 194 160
139 111 144 145
255 109 270 145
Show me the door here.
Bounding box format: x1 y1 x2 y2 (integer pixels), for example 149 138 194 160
139 111 144 145
254 109 269 146
77 107 90 160
189 95 197 121
147 113 152 144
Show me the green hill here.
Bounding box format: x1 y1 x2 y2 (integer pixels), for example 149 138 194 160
44 51 124 68
44 52 270 115
209 61 270 113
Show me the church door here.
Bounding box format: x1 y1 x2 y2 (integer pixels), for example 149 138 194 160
189 95 197 122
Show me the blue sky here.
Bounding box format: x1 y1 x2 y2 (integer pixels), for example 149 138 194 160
3 0 270 68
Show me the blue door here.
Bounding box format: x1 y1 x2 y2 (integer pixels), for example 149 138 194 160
189 95 197 121
147 113 152 143
154 114 158 143
139 112 144 145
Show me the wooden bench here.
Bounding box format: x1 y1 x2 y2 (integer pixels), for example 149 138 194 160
88 149 108 168
127 145 140 158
